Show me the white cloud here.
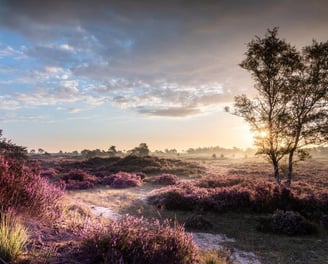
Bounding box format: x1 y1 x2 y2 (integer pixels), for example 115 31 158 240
59 44 74 52
0 96 20 110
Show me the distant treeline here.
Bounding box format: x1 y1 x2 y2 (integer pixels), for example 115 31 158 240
28 144 328 159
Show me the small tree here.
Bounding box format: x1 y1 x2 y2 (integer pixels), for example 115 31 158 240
130 143 150 157
108 145 117 157
233 28 328 185
0 130 27 160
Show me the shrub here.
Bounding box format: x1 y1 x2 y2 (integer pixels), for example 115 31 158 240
257 210 317 236
152 190 198 211
62 169 98 190
198 178 243 188
152 173 178 185
80 216 199 264
0 156 63 220
203 189 251 212
109 171 143 188
0 211 28 262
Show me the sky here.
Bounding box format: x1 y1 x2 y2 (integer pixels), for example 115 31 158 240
0 0 327 152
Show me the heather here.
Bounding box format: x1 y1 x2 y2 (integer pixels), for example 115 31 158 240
44 155 204 180
149 179 328 218
0 156 64 220
1 130 328 263
102 171 143 188
79 216 199 264
62 168 98 190
151 173 179 185
257 210 318 236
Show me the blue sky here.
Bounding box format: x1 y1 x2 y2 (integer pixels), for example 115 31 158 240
0 0 327 152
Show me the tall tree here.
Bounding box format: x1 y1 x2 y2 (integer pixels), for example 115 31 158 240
234 28 300 184
283 40 328 186
234 28 328 185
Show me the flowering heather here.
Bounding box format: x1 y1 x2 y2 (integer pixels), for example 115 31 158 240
62 168 98 190
152 173 178 185
149 180 328 217
0 156 63 220
80 215 199 264
103 171 143 188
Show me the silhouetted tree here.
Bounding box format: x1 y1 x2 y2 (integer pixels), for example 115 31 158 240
234 28 328 185
38 148 44 154
283 40 328 185
130 143 150 157
0 130 27 160
108 145 117 157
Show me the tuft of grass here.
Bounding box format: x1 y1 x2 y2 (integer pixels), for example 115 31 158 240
199 250 229 264
0 211 28 262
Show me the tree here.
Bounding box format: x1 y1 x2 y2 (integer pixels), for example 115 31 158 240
130 143 150 157
38 148 44 154
0 130 27 160
108 145 117 157
283 40 328 185
233 28 328 185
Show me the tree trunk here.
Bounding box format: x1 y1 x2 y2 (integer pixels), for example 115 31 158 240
273 161 281 185
286 150 294 187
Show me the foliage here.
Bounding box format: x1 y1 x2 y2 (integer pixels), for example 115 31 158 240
129 143 150 157
152 173 178 185
257 210 318 236
150 180 328 218
0 156 63 220
62 169 98 190
234 28 328 185
104 171 143 188
0 130 27 160
80 215 199 264
108 145 117 157
0 210 28 262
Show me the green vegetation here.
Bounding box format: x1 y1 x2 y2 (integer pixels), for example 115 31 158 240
0 211 28 262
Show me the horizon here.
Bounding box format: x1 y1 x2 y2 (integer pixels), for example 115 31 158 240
1 0 327 152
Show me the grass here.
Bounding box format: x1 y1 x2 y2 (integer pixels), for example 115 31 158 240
0 211 28 262
156 210 328 264
199 250 229 264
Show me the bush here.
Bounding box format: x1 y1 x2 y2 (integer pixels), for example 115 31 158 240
108 171 143 188
62 169 98 190
80 216 199 264
257 210 317 236
152 173 178 185
152 190 198 211
0 211 28 262
203 189 251 212
0 157 63 220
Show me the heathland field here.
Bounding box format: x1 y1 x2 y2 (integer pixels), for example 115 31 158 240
2 152 328 263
